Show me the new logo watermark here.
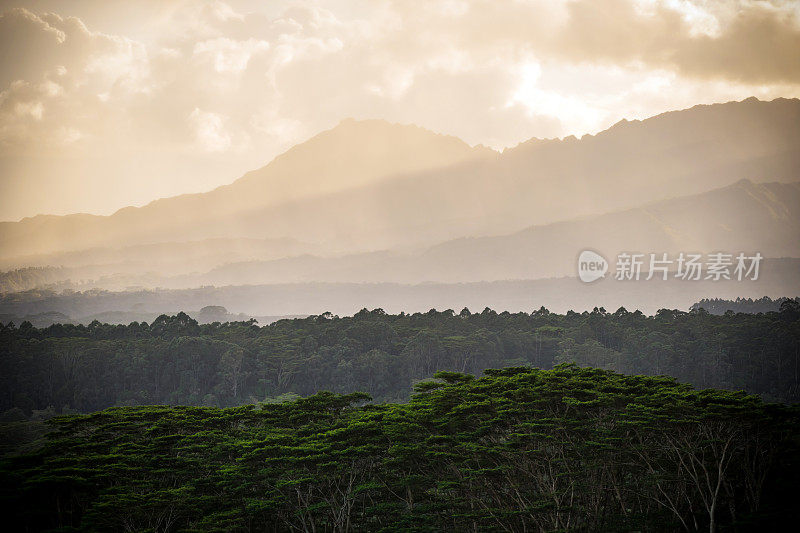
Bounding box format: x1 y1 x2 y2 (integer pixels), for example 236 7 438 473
577 250 608 283
577 251 762 283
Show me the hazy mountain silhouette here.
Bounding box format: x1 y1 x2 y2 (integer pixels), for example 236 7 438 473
413 179 800 281
8 178 796 292
200 179 800 285
0 237 312 276
0 120 493 258
0 237 315 293
132 118 496 229
3 259 798 322
1 97 798 265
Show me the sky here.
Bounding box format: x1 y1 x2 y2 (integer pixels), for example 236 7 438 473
0 0 799 221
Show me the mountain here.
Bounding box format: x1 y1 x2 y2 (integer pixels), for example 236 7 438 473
1 97 799 264
129 118 496 230
413 179 800 281
0 237 320 294
0 120 493 258
199 179 800 285
17 178 794 291
0 237 313 278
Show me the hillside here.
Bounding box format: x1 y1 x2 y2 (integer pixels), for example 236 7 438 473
4 179 798 293
0 237 315 288
413 179 800 281
199 179 800 284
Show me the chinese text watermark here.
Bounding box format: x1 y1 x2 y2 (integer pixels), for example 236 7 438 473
578 251 762 283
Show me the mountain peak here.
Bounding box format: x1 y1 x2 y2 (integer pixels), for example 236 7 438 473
202 115 495 217
323 117 486 148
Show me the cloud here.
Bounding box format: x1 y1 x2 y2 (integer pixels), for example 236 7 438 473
0 0 798 219
553 0 800 85
192 37 270 74
376 0 800 85
189 108 232 152
14 100 44 120
0 8 66 87
0 7 150 154
2 1 797 157
669 4 800 84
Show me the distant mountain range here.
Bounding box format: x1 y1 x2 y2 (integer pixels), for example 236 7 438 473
1 97 799 264
192 178 799 284
0 96 799 320
3 178 797 292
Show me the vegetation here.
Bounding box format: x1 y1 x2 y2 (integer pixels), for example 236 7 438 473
691 296 799 315
2 302 800 420
1 365 797 531
2 305 799 530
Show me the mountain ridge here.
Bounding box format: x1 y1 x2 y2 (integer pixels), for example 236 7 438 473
1 97 799 261
8 178 792 292
197 178 800 285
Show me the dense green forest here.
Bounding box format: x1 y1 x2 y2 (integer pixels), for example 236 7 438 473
2 306 799 530
2 366 798 531
2 301 800 420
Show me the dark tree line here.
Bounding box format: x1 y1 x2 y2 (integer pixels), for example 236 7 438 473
1 366 797 532
1 301 800 418
692 296 799 315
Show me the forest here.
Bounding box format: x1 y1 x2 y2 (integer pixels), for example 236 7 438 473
3 301 800 530
3 302 800 416
691 297 798 315
1 301 799 420
1 365 798 531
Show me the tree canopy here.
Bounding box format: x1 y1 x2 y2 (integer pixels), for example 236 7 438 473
1 365 797 531
1 304 799 418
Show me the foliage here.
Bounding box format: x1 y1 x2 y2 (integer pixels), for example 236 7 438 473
1 305 800 420
691 296 799 315
1 366 797 532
